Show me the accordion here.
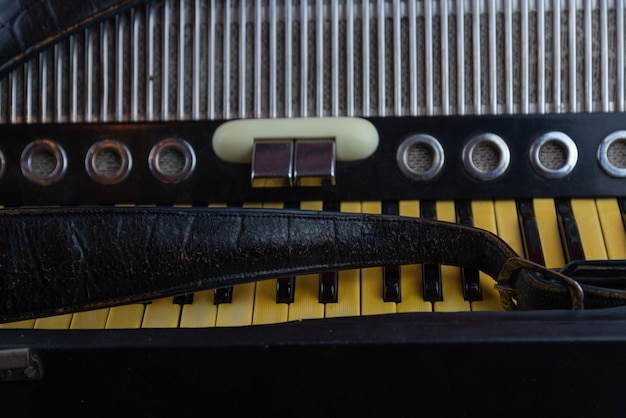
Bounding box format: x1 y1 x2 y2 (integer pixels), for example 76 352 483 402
1 1 626 416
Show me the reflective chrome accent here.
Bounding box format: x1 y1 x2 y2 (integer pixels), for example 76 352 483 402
397 134 445 182
149 138 196 184
2 1 625 122
598 131 626 178
0 149 6 179
462 133 510 181
85 139 132 185
294 139 336 187
251 140 294 188
530 132 578 179
21 140 68 185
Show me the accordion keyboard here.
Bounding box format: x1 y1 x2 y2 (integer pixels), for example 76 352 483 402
2 197 624 330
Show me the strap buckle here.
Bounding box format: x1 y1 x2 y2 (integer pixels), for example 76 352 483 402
496 257 585 310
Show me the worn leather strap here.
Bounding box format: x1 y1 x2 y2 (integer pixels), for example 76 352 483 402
0 206 625 323
0 0 146 79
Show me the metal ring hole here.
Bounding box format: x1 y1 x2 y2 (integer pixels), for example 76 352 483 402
598 131 626 178
462 134 510 181
607 140 626 169
31 149 59 177
149 138 196 183
85 140 132 185
530 132 577 179
471 143 501 173
21 140 67 185
93 148 123 177
397 135 444 181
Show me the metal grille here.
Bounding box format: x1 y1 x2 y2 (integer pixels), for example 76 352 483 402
0 0 624 124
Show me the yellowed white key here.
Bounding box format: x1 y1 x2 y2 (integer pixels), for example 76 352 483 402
215 203 260 326
596 199 626 260
142 298 181 328
34 314 73 330
288 201 325 321
434 201 470 312
534 199 566 269
105 304 145 329
288 274 325 321
70 309 110 329
180 290 218 328
473 200 525 312
215 283 256 327
396 200 432 313
251 202 290 325
571 199 608 260
361 201 396 316
325 201 361 318
0 319 36 329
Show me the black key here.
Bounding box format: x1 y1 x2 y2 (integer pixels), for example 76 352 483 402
213 287 233 305
276 277 295 304
382 200 401 302
618 198 626 230
274 201 300 304
555 198 586 262
213 202 244 304
319 271 338 303
455 199 482 302
420 200 443 303
517 199 546 266
318 201 341 303
173 293 194 305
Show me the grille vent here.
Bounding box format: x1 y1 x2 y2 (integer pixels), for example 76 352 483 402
0 0 624 124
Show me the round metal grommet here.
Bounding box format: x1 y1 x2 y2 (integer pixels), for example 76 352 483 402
148 138 197 184
85 139 133 185
462 133 510 181
529 131 578 179
598 130 626 178
396 134 445 181
21 140 68 186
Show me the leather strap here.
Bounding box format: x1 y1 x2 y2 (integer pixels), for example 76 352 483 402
0 0 146 79
1 207 625 323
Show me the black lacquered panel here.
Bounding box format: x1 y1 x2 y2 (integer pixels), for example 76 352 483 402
1 113 626 206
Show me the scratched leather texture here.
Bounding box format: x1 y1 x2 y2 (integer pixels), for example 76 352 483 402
0 207 517 322
0 0 146 78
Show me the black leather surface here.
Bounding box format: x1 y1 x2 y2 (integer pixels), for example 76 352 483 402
0 0 146 79
2 207 626 322
0 206 517 322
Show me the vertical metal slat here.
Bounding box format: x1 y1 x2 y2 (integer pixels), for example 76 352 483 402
441 0 449 115
270 0 278 118
504 0 513 114
537 0 545 113
239 0 246 119
618 0 625 111
472 0 481 115
316 0 324 117
569 0 577 113
86 28 94 122
600 0 609 112
285 0 293 118
488 0 497 114
584 0 592 112
425 0 433 115
192 0 201 120
331 0 339 116
408 0 417 115
346 0 354 117
521 0 529 114
554 0 562 112
457 0 465 115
